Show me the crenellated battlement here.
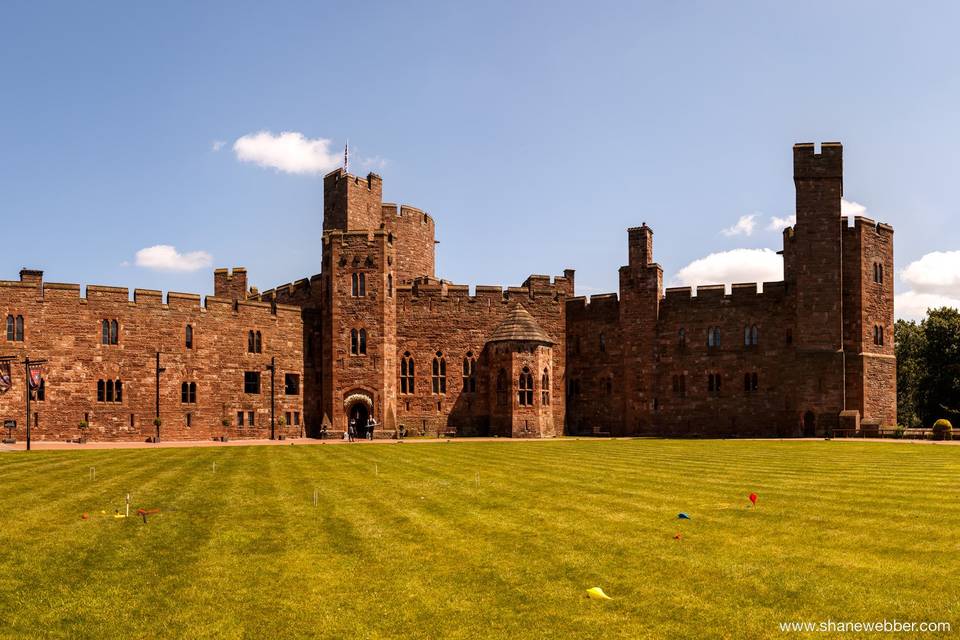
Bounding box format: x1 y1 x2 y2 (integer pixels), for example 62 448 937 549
381 203 435 228
793 141 843 179
566 293 620 319
660 280 789 308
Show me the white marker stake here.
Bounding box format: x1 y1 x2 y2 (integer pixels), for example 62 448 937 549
126 493 130 518
475 472 480 489
90 467 95 481
375 463 379 476
313 488 318 507
213 461 216 473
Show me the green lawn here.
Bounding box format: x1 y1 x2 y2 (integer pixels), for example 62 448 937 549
1 440 958 639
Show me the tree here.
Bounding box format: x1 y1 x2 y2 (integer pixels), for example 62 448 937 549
895 319 925 427
919 307 960 425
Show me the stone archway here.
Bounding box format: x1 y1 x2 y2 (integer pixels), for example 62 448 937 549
344 392 374 438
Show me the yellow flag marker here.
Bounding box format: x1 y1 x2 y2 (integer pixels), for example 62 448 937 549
586 587 613 600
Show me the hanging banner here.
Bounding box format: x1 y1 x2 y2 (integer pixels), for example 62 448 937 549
0 362 10 393
28 363 43 390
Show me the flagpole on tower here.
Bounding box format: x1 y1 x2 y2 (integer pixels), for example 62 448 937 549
344 140 349 173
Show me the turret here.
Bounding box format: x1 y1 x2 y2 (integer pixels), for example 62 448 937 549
323 169 383 232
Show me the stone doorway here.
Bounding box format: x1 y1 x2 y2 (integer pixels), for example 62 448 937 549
347 401 371 439
803 411 816 437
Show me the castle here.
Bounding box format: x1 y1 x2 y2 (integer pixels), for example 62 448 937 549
0 142 896 442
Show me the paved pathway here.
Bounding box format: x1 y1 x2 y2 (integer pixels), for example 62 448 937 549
1 435 957 452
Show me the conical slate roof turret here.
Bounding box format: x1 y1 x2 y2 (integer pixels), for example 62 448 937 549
486 305 554 345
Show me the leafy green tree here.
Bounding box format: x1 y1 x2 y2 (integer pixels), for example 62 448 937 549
919 307 960 425
895 318 925 427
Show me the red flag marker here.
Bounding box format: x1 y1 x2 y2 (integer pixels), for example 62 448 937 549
749 492 758 506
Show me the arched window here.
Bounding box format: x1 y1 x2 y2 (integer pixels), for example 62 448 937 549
5 315 12 341
874 263 884 284
496 369 507 406
106 379 115 403
400 352 415 394
248 330 255 353
181 382 189 403
744 372 758 393
115 380 122 402
708 373 722 394
102 320 110 345
359 329 367 355
678 328 686 350
190 382 197 403
14 315 23 341
874 325 884 346
387 273 393 297
432 352 446 394
110 320 119 345
462 353 477 393
707 327 721 348
518 367 534 406
255 331 262 353
351 272 366 297
185 324 193 349
744 325 759 346
97 379 105 402
599 332 606 353
541 369 550 405
350 329 359 355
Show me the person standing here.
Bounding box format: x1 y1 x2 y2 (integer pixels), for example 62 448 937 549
366 416 376 440
348 418 356 442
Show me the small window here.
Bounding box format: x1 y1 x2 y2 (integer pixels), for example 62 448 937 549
186 413 192 428
247 411 255 426
874 262 884 284
285 411 292 426
255 331 262 353
248 330 255 353
244 371 261 394
110 320 119 345
97 379 105 402
708 373 722 395
518 367 534 406
181 381 197 403
599 332 606 353
294 411 300 426
874 325 884 346
237 411 244 427
744 372 758 393
14 315 24 341
387 273 393 297
708 327 721 348
541 369 550 405
351 272 367 297
101 319 119 345
115 380 123 402
678 328 686 350
5 315 12 341
285 373 300 395
744 325 759 346
359 329 367 355
185 324 194 349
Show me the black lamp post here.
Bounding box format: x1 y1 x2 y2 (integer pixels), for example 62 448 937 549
24 356 47 452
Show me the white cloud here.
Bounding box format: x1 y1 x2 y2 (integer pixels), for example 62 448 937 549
895 250 960 319
134 245 213 272
211 140 226 152
895 291 960 321
841 199 867 217
767 214 796 232
358 154 388 171
233 131 341 175
721 214 756 237
673 248 783 292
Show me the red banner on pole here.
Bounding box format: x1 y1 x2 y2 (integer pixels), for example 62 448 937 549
28 363 42 390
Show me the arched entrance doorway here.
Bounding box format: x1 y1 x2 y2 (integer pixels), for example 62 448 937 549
803 411 816 437
344 392 374 439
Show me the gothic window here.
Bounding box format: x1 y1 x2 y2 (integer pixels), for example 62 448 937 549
98 379 123 403
518 367 534 406
97 379 104 402
432 352 447 394
496 369 507 406
599 332 606 353
874 263 884 284
255 331 262 353
743 372 758 393
874 325 884 346
5 315 12 341
248 411 255 426
388 274 393 297
102 319 119 345
462 353 477 393
744 325 759 347
185 324 194 349
708 373 722 395
678 328 686 350
350 329 358 355
248 330 255 353
707 327 721 348
541 369 550 405
351 272 367 297
6 315 24 342
400 352 415 394
237 411 244 427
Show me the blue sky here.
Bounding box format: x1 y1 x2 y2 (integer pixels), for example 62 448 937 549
1 1 958 318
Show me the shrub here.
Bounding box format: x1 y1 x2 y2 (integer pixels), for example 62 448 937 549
893 426 905 439
153 417 162 428
932 419 953 441
221 418 231 427
78 420 88 430
277 416 286 427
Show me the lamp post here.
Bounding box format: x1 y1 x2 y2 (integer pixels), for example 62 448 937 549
155 352 165 442
266 356 276 439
